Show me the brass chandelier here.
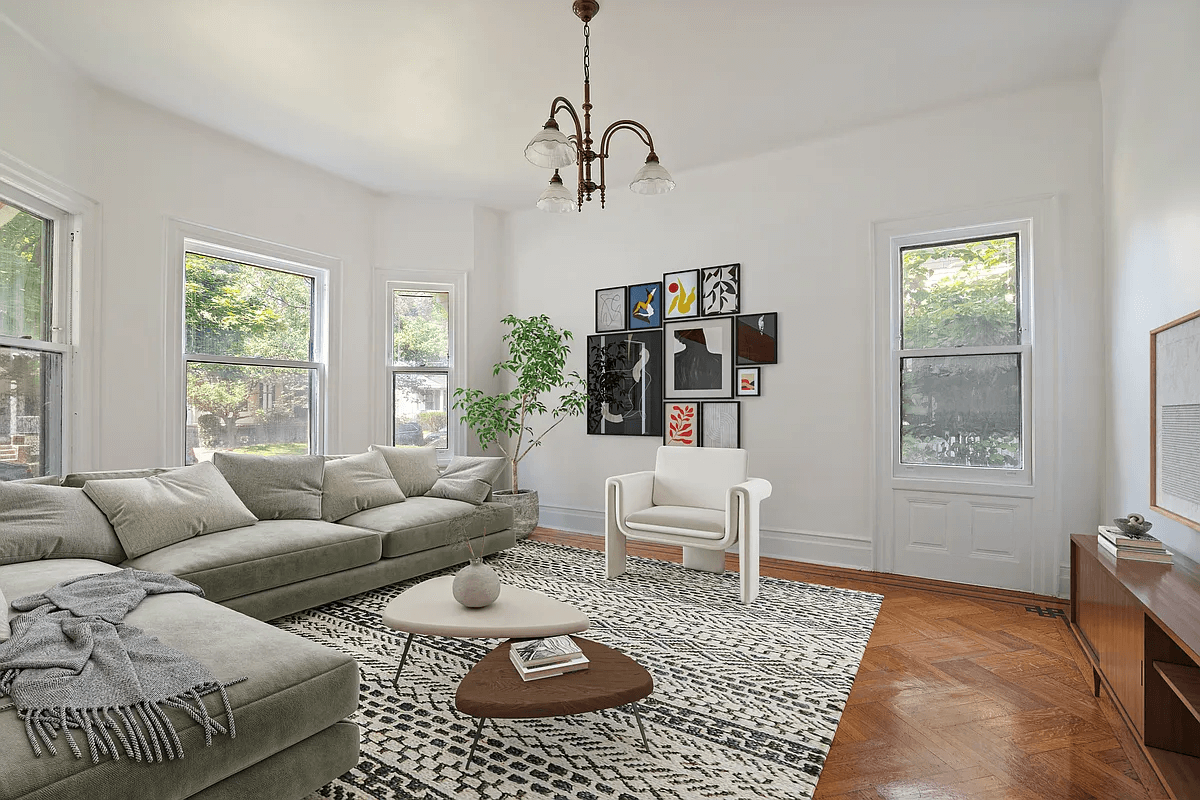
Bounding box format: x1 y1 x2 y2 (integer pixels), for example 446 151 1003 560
524 0 675 213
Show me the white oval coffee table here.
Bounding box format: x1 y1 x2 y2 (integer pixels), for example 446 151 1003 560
381 575 590 690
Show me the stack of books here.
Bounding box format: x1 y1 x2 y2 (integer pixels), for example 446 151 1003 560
1097 525 1172 563
509 635 590 681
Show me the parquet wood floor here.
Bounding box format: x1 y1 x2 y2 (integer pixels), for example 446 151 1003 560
529 529 1169 800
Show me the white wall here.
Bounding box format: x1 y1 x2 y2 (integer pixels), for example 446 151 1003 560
507 82 1105 577
1101 0 1200 562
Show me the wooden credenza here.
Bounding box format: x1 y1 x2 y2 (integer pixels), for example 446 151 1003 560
1070 534 1200 799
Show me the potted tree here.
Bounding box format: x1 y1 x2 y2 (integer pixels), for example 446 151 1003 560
452 314 587 537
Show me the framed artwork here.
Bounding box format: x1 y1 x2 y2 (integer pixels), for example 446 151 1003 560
700 263 741 316
586 330 664 437
663 269 700 320
627 281 663 330
1151 307 1200 531
664 401 700 447
701 401 740 448
736 312 778 365
664 318 734 399
736 366 761 397
595 286 627 333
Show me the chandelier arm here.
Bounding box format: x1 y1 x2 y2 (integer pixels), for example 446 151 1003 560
549 97 585 147
598 120 655 158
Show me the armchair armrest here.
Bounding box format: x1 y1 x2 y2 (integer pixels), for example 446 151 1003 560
606 470 656 518
730 477 772 508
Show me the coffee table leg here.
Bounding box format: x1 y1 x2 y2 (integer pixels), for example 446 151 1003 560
464 717 487 768
632 705 651 751
393 632 416 691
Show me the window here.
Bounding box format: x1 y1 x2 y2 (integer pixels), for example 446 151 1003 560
0 186 70 480
389 285 451 451
183 244 326 462
893 226 1032 480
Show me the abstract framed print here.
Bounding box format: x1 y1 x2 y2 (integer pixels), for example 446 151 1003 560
736 312 778 365
663 269 699 320
627 281 663 330
586 330 664 436
664 401 700 447
664 317 734 399
736 366 761 397
700 263 741 316
701 401 740 448
595 286 627 333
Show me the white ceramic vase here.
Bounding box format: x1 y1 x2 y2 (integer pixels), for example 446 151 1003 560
452 559 501 608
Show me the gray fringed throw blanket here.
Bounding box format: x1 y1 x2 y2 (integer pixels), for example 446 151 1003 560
0 569 245 763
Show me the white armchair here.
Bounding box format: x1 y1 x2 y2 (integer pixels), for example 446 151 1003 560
605 447 772 604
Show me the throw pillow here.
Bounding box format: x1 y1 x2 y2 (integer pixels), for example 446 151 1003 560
83 461 257 559
321 450 406 522
368 444 440 497
0 482 128 565
0 587 7 642
425 456 507 505
213 452 324 520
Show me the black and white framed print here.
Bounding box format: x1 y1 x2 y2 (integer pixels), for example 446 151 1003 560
595 286 627 333
664 317 734 399
586 330 664 436
700 263 740 316
736 366 761 397
735 312 778 365
663 269 700 320
701 401 740 448
627 281 663 330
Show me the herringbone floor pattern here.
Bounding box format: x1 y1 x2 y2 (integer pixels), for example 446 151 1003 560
530 529 1169 800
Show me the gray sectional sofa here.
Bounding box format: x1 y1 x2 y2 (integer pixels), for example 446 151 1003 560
0 446 515 800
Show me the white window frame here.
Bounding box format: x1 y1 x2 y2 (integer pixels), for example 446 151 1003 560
374 270 466 466
164 221 338 465
888 218 1034 487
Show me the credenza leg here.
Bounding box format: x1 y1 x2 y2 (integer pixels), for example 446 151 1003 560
1093 666 1101 698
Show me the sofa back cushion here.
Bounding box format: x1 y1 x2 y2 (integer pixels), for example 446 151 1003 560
13 475 63 486
212 452 324 520
321 450 406 522
425 456 507 505
652 446 748 511
0 482 127 565
83 461 257 558
62 468 171 488
368 444 440 497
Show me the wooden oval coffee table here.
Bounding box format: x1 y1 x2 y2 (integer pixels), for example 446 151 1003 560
455 636 653 768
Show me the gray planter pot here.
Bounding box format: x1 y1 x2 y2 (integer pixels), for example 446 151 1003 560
492 489 539 539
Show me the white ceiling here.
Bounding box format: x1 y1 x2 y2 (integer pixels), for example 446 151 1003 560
0 0 1125 209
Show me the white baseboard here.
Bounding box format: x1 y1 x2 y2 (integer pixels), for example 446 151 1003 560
537 504 874 571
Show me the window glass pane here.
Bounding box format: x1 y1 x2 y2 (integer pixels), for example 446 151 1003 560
0 201 52 341
393 372 447 449
0 346 61 479
392 290 449 367
901 235 1018 349
901 354 1022 469
186 362 313 463
185 253 313 360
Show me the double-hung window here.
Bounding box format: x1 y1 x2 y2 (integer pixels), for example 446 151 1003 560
893 223 1032 483
182 242 326 462
0 186 70 480
389 284 451 452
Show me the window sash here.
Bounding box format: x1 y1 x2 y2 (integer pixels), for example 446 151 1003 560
385 280 457 457
391 367 449 450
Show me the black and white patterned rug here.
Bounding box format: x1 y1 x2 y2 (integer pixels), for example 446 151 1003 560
281 540 882 800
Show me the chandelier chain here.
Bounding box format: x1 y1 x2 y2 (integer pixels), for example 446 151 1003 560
583 22 591 84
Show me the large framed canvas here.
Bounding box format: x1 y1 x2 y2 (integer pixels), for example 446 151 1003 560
663 269 699 320
595 286 627 333
586 330 664 437
701 401 740 448
1151 307 1200 531
735 312 778 365
627 281 663 330
664 318 734 399
664 401 700 447
700 263 740 316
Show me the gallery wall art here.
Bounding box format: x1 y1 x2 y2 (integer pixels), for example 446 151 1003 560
701 401 740 448
736 312 778 366
1151 307 1200 530
627 281 663 330
664 401 700 446
736 366 761 397
664 318 733 399
700 264 740 316
595 286 627 333
663 269 699 320
586 330 664 437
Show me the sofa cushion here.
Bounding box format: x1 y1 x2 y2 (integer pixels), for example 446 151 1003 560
0 559 359 800
13 474 63 485
62 467 171 488
0 586 7 641
321 450 406 522
121 519 382 603
83 462 258 559
425 455 507 505
340 497 512 559
625 504 728 539
651 446 748 511
213 452 324 521
0 482 127 565
368 444 440 497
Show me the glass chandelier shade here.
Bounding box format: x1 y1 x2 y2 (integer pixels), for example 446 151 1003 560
524 122 577 169
536 171 577 213
629 155 675 195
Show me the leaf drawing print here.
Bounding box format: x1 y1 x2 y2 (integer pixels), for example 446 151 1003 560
701 264 741 315
665 403 698 446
